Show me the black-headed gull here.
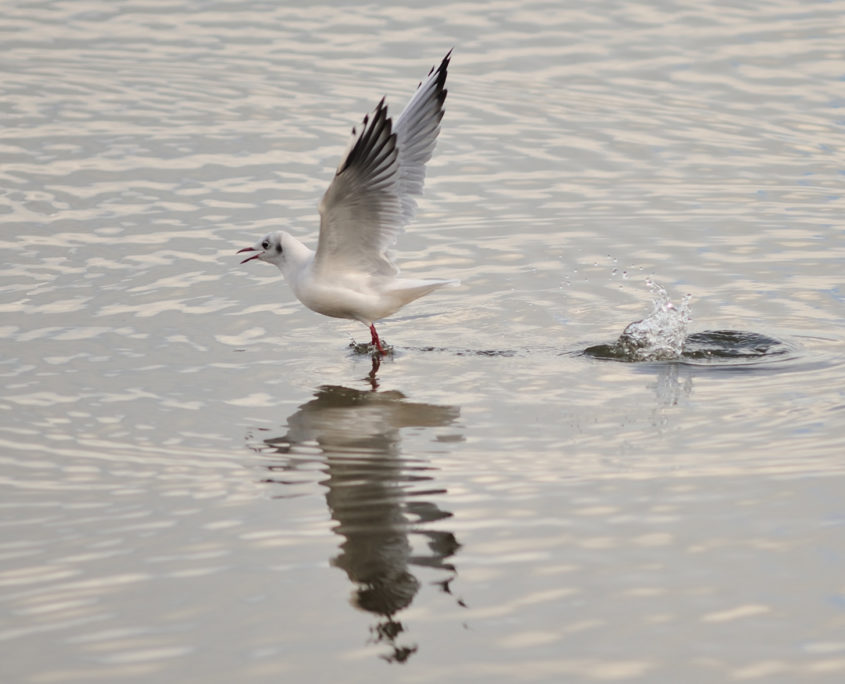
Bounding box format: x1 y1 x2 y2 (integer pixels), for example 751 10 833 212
238 51 455 355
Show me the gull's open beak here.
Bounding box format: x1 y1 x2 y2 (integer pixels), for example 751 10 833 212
237 247 260 264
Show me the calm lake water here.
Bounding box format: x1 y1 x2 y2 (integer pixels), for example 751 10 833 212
2 1 845 681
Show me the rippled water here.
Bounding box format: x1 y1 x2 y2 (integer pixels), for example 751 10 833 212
2 1 845 681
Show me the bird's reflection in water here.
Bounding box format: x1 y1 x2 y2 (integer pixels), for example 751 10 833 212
259 384 463 663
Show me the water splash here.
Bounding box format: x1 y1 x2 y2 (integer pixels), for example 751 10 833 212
584 280 692 362
584 281 791 365
614 280 692 361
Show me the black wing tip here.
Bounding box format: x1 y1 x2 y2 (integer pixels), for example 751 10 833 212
359 97 389 129
435 49 452 75
441 49 453 72
335 51 451 177
337 97 396 176
425 50 452 80
431 50 451 97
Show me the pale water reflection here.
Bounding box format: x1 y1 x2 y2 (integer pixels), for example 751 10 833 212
254 385 463 664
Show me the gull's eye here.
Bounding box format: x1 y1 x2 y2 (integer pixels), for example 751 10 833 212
261 239 269 250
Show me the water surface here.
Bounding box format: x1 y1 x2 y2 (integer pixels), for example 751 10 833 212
2 1 845 682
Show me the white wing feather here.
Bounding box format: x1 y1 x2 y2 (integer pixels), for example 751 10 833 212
315 51 451 277
394 50 450 224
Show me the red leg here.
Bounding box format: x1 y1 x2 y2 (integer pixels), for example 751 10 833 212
369 323 386 355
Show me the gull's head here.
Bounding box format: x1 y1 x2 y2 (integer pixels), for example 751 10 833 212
237 231 285 266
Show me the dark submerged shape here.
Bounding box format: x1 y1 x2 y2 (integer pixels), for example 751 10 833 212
585 330 788 364
681 330 788 361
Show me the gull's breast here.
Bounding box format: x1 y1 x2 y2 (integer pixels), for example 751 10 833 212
293 271 401 323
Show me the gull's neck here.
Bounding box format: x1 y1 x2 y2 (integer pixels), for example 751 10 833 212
277 234 314 284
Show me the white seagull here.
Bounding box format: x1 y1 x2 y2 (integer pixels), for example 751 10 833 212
238 51 455 355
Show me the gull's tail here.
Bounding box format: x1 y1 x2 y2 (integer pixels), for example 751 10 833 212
388 278 460 307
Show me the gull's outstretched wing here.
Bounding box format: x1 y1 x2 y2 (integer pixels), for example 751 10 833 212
315 52 451 277
394 49 450 224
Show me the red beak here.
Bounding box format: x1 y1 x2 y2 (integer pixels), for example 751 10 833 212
237 247 260 264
